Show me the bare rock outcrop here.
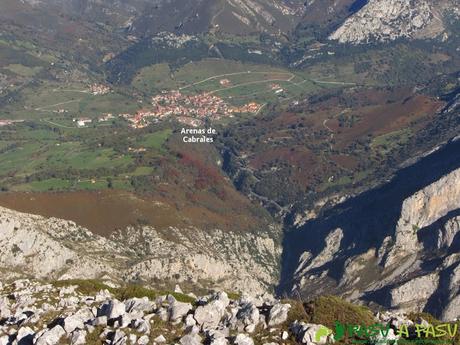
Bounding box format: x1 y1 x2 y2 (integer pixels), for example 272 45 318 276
0 207 117 280
120 227 280 295
442 293 460 321
289 162 460 319
0 279 303 345
0 206 281 295
390 273 439 309
329 0 456 44
384 168 460 267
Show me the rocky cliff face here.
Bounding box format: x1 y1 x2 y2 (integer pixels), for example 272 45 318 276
383 168 460 267
329 0 458 44
18 0 306 35
0 206 281 296
282 138 460 320
214 0 305 33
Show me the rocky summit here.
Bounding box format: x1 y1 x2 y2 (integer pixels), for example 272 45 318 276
329 0 458 43
0 279 445 345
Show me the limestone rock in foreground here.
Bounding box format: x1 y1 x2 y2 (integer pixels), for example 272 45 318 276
0 279 304 345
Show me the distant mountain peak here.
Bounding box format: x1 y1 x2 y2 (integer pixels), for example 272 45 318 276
329 0 457 44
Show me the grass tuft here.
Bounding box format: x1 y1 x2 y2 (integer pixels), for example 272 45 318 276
306 295 375 328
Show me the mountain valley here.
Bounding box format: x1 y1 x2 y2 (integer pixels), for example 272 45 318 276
0 0 460 342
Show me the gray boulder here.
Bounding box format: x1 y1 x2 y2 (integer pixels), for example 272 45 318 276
70 330 86 345
128 334 137 344
236 303 259 327
186 325 201 335
111 330 127 345
119 314 132 328
0 335 10 345
108 300 127 320
0 298 11 318
169 301 193 322
62 314 85 333
210 337 228 345
138 335 149 345
16 326 34 345
157 307 169 321
153 335 166 343
290 322 332 345
99 299 126 320
124 297 154 314
194 292 229 329
244 324 257 333
34 325 66 345
268 303 291 326
132 318 150 333
234 334 254 345
376 311 414 329
180 334 202 345
206 330 228 345
93 316 108 326
281 331 289 340
185 314 197 327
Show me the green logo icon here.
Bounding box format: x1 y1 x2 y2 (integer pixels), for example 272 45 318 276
315 325 333 342
334 321 345 341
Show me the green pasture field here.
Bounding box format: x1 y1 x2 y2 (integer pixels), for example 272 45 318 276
139 129 173 150
0 141 131 176
132 59 293 93
0 120 172 192
0 38 57 65
371 129 412 155
1 80 140 121
132 59 325 107
4 64 43 77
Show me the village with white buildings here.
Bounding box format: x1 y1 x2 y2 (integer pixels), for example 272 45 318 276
119 90 261 129
89 83 111 95
1 82 263 130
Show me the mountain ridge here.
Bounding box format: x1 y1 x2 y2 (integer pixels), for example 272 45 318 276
0 205 281 296
281 137 460 319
